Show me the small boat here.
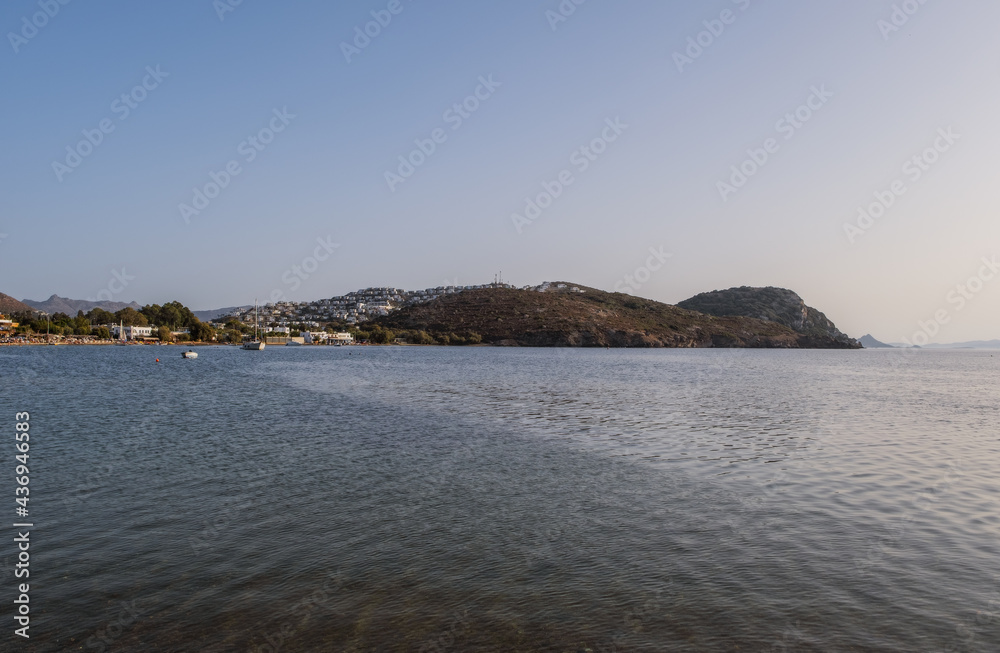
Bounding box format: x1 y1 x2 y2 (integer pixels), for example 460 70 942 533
182 350 198 359
286 340 302 347
242 299 266 351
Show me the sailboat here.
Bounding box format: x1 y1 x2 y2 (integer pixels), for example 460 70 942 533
115 320 127 345
242 300 266 350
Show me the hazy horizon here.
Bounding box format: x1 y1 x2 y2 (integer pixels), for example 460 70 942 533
4 1 999 343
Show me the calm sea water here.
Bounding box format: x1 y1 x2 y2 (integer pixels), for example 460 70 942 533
1 346 998 652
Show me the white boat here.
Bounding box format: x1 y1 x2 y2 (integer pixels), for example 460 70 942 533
285 340 302 347
242 299 266 351
115 320 127 345
182 350 198 359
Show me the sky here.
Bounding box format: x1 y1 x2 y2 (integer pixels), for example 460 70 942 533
2 0 998 343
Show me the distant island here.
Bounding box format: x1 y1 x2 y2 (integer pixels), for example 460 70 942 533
3 283 866 348
859 334 895 348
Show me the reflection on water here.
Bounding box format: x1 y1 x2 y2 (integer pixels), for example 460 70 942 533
2 346 998 651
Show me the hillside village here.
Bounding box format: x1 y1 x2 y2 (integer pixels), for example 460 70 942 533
227 282 582 328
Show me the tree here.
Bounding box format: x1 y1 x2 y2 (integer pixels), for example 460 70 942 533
160 305 183 329
87 307 115 325
412 330 435 345
221 329 243 343
368 326 394 344
141 304 162 326
189 320 215 342
157 326 173 342
115 307 148 327
94 327 112 340
224 318 248 333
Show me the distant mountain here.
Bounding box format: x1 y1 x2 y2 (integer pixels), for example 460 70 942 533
193 306 249 322
375 283 860 348
921 340 1000 349
676 286 859 348
0 292 34 315
22 294 141 316
859 334 895 348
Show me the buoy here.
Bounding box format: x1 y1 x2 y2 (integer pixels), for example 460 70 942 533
155 358 160 362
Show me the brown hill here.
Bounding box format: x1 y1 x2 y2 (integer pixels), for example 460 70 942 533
677 286 859 347
375 284 860 348
0 292 34 315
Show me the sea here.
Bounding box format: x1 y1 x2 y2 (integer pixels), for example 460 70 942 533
1 345 998 652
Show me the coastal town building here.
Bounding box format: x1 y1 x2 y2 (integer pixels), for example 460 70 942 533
111 325 154 340
223 283 519 327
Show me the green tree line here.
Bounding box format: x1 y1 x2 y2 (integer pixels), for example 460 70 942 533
7 301 217 341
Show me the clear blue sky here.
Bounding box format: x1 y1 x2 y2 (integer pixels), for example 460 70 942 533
3 0 998 342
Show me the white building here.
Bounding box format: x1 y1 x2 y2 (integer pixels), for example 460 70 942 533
303 331 329 344
111 325 154 340
329 332 354 345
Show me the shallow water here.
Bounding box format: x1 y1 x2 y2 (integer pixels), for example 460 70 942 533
2 346 998 651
